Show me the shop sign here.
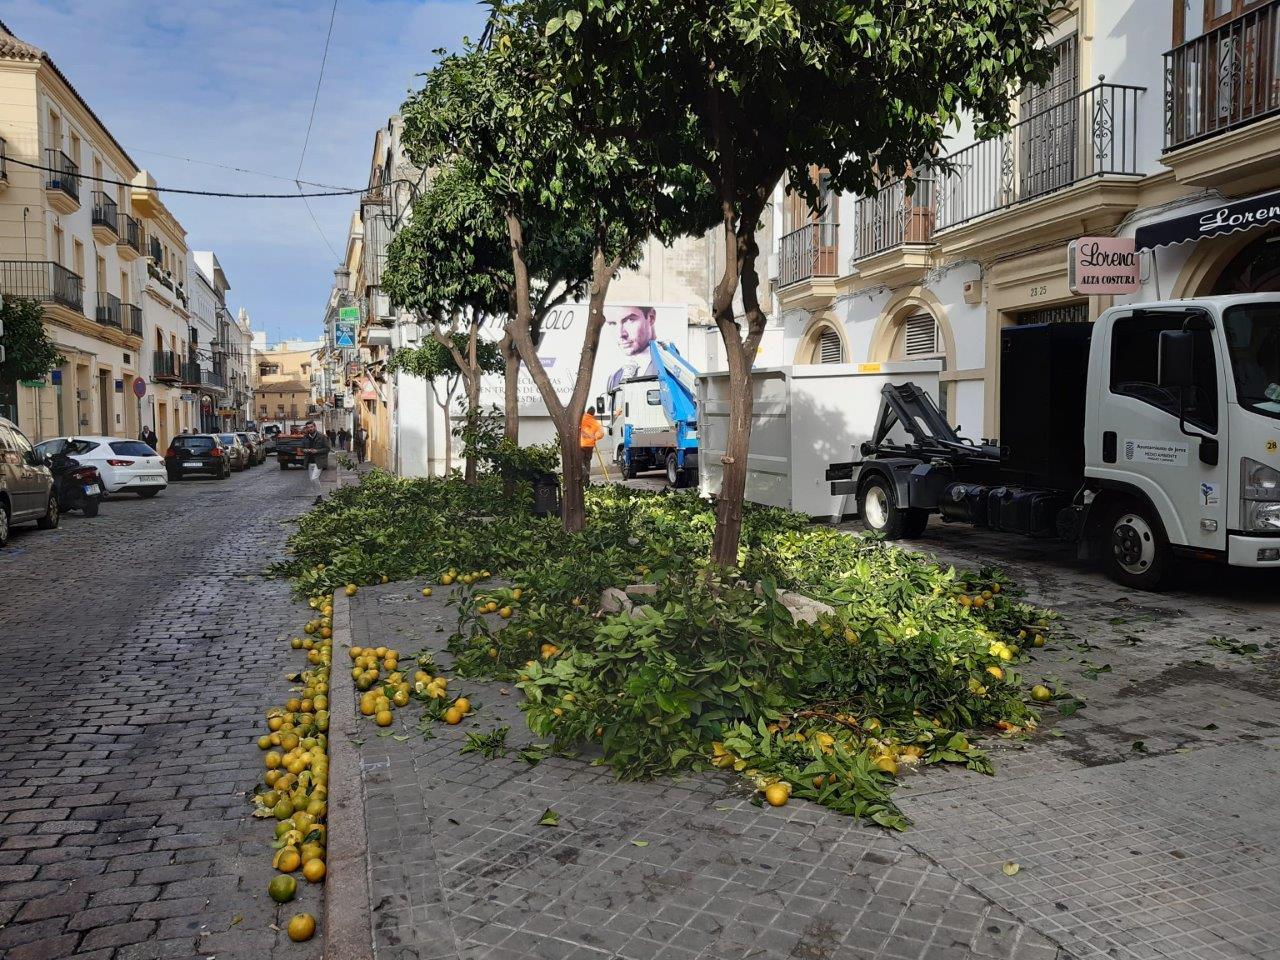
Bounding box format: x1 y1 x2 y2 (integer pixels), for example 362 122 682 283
1134 188 1280 249
1068 237 1139 295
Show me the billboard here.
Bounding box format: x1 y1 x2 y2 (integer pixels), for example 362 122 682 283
478 303 688 413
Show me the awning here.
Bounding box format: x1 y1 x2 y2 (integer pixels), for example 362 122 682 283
1135 188 1280 250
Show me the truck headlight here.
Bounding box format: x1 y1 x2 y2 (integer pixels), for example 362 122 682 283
1242 458 1280 531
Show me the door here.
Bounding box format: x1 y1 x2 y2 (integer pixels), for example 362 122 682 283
1093 310 1228 551
98 370 111 435
4 424 43 518
1018 34 1078 200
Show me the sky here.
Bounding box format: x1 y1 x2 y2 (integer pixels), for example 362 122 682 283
1 0 487 343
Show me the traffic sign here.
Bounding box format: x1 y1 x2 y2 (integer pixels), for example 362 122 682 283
133 378 147 399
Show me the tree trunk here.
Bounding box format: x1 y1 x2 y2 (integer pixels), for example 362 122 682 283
710 340 753 566
501 332 520 499
463 373 480 485
505 210 618 534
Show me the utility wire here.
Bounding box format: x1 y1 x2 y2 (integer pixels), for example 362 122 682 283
296 0 342 260
131 147 352 191
6 154 366 198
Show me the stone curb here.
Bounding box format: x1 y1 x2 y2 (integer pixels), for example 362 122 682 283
324 590 375 960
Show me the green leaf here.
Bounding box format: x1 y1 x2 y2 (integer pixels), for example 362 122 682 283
564 10 583 31
545 16 564 35
538 808 560 826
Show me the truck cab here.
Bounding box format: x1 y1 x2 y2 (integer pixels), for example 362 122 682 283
1083 294 1280 585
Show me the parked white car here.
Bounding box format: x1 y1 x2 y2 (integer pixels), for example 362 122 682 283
33 436 168 498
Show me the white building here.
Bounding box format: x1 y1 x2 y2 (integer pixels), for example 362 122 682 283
767 0 1280 440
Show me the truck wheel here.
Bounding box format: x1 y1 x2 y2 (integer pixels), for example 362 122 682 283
618 448 636 480
1101 502 1168 590
666 453 687 488
857 475 925 539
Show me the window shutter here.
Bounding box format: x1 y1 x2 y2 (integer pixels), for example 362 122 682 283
904 314 938 356
818 329 842 363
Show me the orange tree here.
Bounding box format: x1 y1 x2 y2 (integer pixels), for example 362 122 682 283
501 0 1062 564
399 37 716 533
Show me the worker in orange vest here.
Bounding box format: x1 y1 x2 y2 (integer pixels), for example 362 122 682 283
579 409 605 487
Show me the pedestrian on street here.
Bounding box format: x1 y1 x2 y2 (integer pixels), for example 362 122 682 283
338 427 350 451
140 426 159 450
354 426 368 464
327 428 337 445
579 410 604 488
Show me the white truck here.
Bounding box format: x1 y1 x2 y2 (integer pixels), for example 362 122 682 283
827 295 1280 589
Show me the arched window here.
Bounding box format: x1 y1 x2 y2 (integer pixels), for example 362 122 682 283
796 320 846 364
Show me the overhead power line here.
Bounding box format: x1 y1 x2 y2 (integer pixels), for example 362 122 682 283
131 147 352 191
6 154 366 198
296 0 343 260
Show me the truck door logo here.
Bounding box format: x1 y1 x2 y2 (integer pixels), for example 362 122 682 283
1200 482 1220 506
1124 440 1136 460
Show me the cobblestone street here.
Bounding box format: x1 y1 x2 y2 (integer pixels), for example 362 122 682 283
344 502 1280 960
0 466 331 960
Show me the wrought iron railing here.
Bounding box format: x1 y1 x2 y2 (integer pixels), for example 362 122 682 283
0 137 7 182
148 235 163 262
181 361 203 386
95 292 122 327
0 260 84 312
777 222 840 288
1165 0 1280 150
853 178 936 261
935 82 1144 231
91 192 119 234
153 350 181 380
123 303 143 336
205 369 226 390
118 213 142 254
45 149 80 201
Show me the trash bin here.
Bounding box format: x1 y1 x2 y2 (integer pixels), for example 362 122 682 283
531 471 562 518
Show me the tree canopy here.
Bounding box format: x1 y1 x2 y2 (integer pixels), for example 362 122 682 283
0 297 62 382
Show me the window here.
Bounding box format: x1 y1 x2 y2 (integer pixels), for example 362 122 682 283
904 315 938 356
73 240 85 279
52 225 64 265
107 441 154 456
69 132 81 167
1110 311 1218 432
646 389 662 405
818 329 843 363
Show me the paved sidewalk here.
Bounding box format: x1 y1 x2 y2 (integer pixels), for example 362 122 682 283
343 514 1280 960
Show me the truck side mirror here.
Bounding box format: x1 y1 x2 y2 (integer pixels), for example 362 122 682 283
1157 330 1195 389
595 395 605 415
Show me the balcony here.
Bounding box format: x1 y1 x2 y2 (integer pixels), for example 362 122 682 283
117 213 143 260
180 361 203 387
851 178 937 286
123 303 143 337
152 350 182 383
776 221 840 309
933 82 1144 255
148 235 163 263
44 149 80 213
91 192 119 244
205 369 227 391
0 260 84 313
95 292 122 328
1163 0 1280 189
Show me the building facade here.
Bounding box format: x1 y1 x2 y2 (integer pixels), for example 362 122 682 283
769 0 1280 439
0 20 251 450
254 339 321 429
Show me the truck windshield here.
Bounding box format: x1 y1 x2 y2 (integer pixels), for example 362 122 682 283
1223 303 1280 419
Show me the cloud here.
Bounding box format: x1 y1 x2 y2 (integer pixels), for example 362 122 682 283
2 0 486 340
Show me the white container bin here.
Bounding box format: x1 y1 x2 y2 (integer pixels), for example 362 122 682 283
697 361 941 519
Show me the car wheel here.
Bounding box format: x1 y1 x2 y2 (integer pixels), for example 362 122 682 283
0 501 10 548
856 474 926 540
137 489 160 499
279 460 289 470
1101 501 1168 591
82 498 101 518
223 464 232 479
37 492 60 530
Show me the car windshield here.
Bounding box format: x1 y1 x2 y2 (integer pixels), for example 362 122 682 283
237 434 252 443
108 441 155 456
1224 303 1280 419
62 440 98 455
218 434 239 445
175 436 214 452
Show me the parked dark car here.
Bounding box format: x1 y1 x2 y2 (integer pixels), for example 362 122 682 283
237 431 267 465
44 440 104 516
0 416 59 547
165 434 231 480
276 433 330 471
216 433 251 471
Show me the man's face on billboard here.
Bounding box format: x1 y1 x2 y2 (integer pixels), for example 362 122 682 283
616 307 656 357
